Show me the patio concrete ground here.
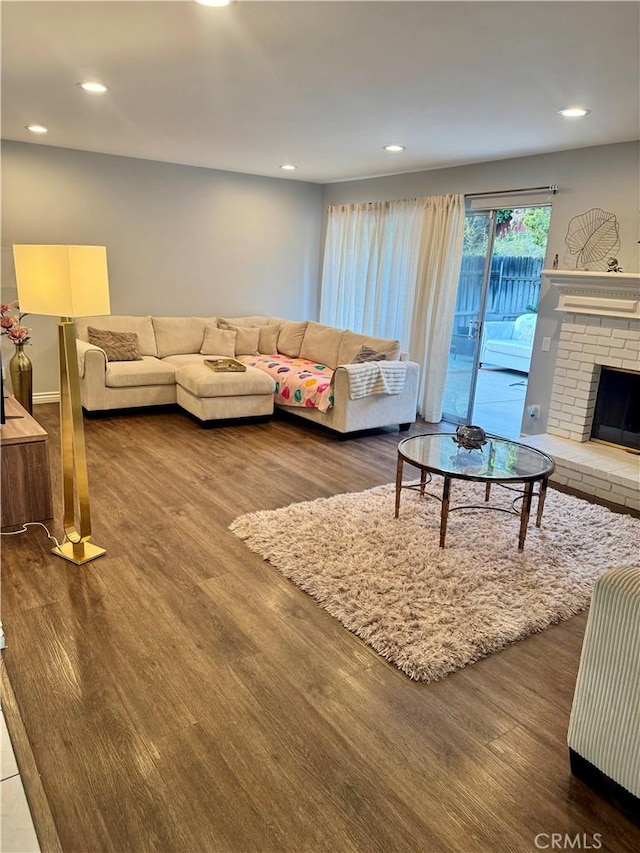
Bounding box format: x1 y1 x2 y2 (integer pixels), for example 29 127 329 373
442 353 528 439
473 367 528 438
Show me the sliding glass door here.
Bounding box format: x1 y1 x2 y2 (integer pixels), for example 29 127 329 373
441 211 495 424
442 205 551 434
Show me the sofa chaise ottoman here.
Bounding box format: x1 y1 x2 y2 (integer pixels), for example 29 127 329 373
75 314 420 434
175 362 275 422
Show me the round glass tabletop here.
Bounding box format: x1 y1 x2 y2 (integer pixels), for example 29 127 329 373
398 433 555 482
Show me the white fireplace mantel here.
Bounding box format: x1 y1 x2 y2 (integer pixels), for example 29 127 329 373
543 269 640 319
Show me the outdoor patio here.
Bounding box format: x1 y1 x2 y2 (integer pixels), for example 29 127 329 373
442 351 528 439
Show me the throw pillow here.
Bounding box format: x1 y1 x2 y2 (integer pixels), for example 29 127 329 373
299 322 344 369
200 325 237 357
351 345 389 363
337 330 401 364
87 327 142 362
219 320 279 354
217 322 260 355
257 324 279 354
277 320 308 358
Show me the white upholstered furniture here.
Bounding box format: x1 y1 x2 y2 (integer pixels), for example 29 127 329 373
568 565 640 823
76 314 420 434
479 312 537 373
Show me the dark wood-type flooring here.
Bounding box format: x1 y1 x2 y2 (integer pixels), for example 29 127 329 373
2 404 638 853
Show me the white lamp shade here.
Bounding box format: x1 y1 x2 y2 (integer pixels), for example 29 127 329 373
12 245 111 318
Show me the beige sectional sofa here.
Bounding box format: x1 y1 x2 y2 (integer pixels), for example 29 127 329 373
75 314 420 434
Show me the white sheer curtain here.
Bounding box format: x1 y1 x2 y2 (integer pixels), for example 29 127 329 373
320 194 465 421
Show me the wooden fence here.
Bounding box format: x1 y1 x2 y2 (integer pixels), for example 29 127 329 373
453 255 543 335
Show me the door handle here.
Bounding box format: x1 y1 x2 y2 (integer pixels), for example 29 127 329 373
468 320 480 340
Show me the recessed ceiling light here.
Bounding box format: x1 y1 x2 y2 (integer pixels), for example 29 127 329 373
195 0 232 6
558 107 591 118
280 164 297 171
78 81 108 93
384 144 405 152
26 124 48 134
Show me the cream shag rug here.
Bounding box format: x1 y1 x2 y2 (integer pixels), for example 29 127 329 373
230 482 639 682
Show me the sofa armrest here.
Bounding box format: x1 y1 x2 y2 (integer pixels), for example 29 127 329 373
76 339 107 379
326 360 419 431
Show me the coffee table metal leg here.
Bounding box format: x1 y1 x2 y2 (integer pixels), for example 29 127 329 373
485 482 491 502
518 481 534 551
395 454 404 518
536 476 549 527
440 476 451 548
419 467 428 497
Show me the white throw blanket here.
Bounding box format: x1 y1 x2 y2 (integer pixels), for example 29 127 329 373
341 362 407 400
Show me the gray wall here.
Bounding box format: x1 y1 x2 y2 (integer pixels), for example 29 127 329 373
1 141 322 395
3 139 638 428
323 141 640 434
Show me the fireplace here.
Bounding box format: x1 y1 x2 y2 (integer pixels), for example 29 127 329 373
542 270 640 445
591 367 640 452
522 269 640 511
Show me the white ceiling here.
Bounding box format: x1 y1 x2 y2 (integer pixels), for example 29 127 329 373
2 1 639 184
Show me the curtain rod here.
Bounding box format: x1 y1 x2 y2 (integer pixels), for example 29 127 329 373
466 184 558 199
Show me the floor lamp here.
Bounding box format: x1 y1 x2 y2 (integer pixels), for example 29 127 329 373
12 245 111 565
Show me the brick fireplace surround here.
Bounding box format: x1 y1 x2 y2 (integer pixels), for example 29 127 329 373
524 270 640 511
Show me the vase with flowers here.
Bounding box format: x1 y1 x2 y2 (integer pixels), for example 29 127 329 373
1 301 33 414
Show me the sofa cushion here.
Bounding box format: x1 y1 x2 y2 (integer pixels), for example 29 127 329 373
218 315 272 327
338 330 401 365
299 322 344 370
484 340 531 358
217 322 260 355
87 327 142 362
152 316 215 358
200 325 237 357
161 354 209 368
277 320 308 358
77 315 158 357
105 356 177 388
219 319 278 354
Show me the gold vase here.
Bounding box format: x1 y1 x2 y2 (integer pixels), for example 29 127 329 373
9 342 33 414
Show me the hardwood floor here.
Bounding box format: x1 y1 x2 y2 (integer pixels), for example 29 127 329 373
2 405 638 853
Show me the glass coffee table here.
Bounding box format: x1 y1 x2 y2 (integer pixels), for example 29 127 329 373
395 433 555 551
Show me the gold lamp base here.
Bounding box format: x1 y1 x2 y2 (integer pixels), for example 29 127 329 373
54 320 106 567
52 540 106 565
12 246 111 570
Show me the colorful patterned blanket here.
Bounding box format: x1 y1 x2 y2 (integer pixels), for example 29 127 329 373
240 354 335 412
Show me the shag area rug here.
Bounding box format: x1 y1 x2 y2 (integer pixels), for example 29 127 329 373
230 482 639 682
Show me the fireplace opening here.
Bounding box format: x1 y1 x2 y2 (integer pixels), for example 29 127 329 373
591 367 640 452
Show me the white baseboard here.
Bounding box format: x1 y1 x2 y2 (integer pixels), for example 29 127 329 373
34 391 60 405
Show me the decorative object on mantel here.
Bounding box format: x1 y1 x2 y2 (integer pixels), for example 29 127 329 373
565 207 620 271
230 482 640 682
607 257 624 273
0 301 32 414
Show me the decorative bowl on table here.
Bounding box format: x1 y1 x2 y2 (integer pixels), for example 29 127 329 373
452 425 487 451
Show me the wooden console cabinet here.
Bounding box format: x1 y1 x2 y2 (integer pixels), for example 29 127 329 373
1 396 53 529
